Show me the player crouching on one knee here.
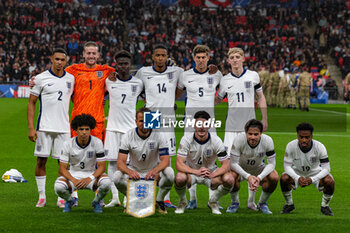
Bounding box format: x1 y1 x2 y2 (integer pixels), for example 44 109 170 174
54 114 111 213
174 111 234 215
280 122 335 216
113 107 175 214
228 119 279 214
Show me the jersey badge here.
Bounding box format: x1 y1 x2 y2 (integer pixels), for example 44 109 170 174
66 81 72 89
36 145 42 152
96 71 103 79
244 81 252 89
135 183 149 200
258 152 264 158
207 77 213 85
311 157 317 163
131 85 137 95
104 149 109 156
88 151 94 158
168 73 174 81
149 142 155 150
206 149 212 156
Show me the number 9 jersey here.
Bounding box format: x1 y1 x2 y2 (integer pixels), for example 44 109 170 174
30 69 74 133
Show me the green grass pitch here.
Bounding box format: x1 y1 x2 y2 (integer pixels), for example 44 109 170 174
0 98 349 233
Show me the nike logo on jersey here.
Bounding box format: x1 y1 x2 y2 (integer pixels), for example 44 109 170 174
188 80 195 83
147 77 153 79
132 146 137 149
48 83 54 86
111 86 117 89
228 86 233 89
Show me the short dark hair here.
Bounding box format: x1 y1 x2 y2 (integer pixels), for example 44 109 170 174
71 114 96 131
296 122 314 133
115 50 132 60
52 48 67 56
136 107 152 118
153 44 168 54
244 119 263 133
194 111 210 120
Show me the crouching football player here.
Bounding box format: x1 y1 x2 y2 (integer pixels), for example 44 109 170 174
54 114 111 213
114 108 174 214
174 111 233 215
228 119 279 214
280 122 335 216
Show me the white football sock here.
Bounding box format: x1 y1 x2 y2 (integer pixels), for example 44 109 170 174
36 176 46 199
230 191 240 203
321 194 333 207
189 184 197 201
259 191 271 204
248 186 256 204
282 190 293 205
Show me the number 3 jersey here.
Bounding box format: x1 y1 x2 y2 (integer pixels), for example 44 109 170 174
284 139 329 177
30 69 74 133
105 75 143 133
230 132 275 179
177 133 228 172
217 69 262 132
119 128 169 172
60 136 105 173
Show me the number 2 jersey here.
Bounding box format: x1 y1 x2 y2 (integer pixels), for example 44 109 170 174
177 133 228 172
65 63 115 124
30 69 74 133
60 135 105 173
217 69 262 132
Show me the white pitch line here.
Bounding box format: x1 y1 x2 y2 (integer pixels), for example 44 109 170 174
266 132 350 137
310 107 350 116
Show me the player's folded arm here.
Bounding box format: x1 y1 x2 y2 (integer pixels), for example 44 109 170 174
117 150 129 172
311 158 330 183
257 152 276 180
230 153 250 180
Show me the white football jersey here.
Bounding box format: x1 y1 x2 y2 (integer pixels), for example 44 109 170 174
135 66 183 122
106 75 143 133
30 69 74 133
230 133 275 175
177 133 228 171
217 69 262 132
60 136 105 173
178 68 222 119
284 139 329 177
119 128 169 172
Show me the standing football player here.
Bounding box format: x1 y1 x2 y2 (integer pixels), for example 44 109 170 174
177 44 222 209
27 48 74 208
134 44 183 207
215 47 268 211
104 50 143 207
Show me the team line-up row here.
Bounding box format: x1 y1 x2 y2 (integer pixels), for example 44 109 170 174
27 42 333 216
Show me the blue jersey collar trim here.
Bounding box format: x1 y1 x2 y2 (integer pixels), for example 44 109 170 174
230 69 247 78
49 68 66 78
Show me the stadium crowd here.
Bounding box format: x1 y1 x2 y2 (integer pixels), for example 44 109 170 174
0 0 347 87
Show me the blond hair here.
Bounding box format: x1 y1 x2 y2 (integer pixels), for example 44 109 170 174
193 44 210 56
227 47 244 57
